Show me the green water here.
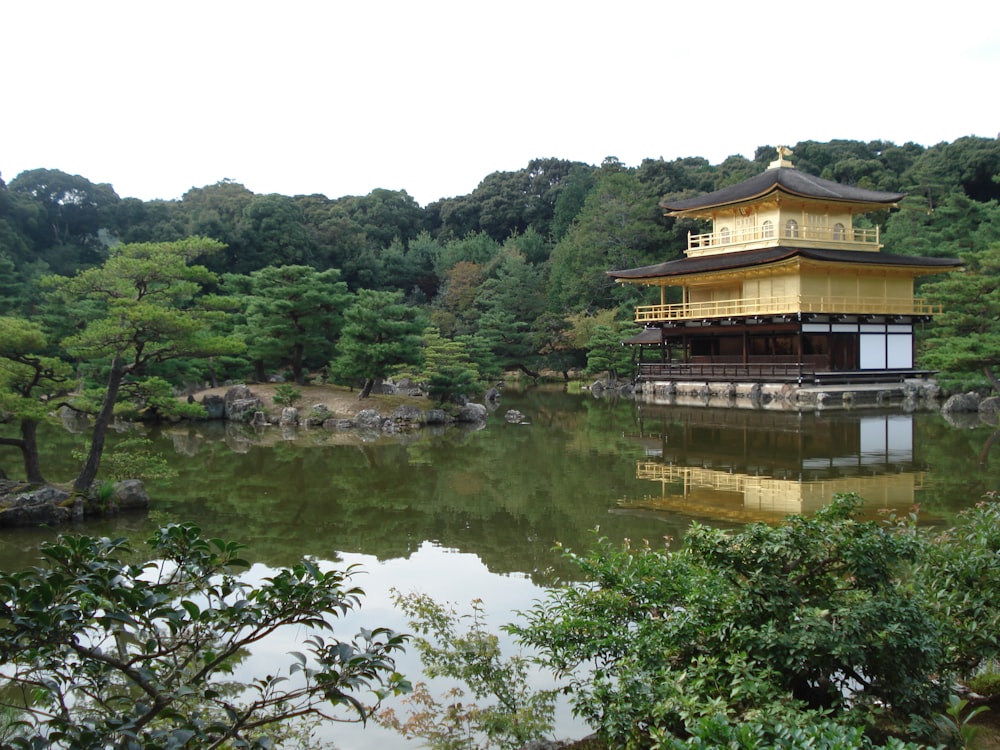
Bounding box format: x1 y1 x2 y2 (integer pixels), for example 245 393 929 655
1 388 997 748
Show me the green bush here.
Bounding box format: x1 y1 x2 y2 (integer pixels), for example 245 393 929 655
272 382 303 407
968 671 1000 697
914 498 1000 677
511 494 960 748
379 592 556 750
0 524 410 747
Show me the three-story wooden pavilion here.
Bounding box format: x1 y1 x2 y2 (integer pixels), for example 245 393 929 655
608 148 961 385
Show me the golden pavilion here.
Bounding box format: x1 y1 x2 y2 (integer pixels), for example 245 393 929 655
608 147 961 386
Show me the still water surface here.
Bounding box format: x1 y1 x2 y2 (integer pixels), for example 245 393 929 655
2 388 998 747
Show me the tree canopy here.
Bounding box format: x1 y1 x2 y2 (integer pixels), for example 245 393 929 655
329 289 425 399
920 242 1000 391
10 237 243 492
1 136 996 442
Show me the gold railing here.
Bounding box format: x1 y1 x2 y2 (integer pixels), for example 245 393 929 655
687 224 880 251
634 295 942 323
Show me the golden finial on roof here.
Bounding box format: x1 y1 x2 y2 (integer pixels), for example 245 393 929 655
768 145 795 170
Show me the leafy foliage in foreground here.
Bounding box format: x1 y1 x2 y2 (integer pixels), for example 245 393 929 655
378 592 556 750
0 524 410 749
511 494 1000 748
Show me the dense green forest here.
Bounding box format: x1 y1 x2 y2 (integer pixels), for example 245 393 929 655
4 139 1000 747
2 137 1000 392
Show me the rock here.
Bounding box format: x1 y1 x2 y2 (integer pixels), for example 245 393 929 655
942 392 982 414
224 386 264 423
0 484 75 527
201 394 226 419
504 409 528 424
921 380 942 402
381 419 402 434
393 378 424 396
303 404 330 427
250 411 270 427
942 410 982 430
424 409 449 424
322 418 355 430
58 406 91 434
355 409 384 430
224 385 253 414
0 480 149 527
390 405 426 425
373 380 396 395
227 398 263 422
279 407 298 425
456 403 488 423
111 479 150 511
979 396 1000 426
796 390 817 406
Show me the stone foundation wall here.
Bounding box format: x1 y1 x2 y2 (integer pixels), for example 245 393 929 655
636 379 942 411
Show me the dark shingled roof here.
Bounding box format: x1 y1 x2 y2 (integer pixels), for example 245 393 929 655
622 327 663 345
607 247 963 281
661 167 906 213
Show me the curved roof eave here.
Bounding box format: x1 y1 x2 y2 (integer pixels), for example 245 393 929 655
660 168 906 214
607 247 963 282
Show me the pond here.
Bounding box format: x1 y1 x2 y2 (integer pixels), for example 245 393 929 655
2 387 998 747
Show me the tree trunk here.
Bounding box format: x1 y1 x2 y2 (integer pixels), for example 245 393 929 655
978 430 1000 469
358 378 375 399
0 419 46 485
20 418 46 484
292 343 305 385
515 363 540 384
984 365 1000 394
253 359 267 383
73 358 126 492
208 356 219 388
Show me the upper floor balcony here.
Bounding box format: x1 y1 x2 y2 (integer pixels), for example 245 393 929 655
686 222 881 256
634 294 941 323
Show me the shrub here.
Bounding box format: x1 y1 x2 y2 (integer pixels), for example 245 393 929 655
914 497 1000 677
378 591 556 750
0 524 410 748
968 670 1000 698
511 495 950 747
273 382 303 407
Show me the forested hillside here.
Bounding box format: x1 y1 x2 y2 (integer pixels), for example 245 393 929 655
2 138 1000 390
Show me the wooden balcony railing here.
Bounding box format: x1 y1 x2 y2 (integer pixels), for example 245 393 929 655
687 224 880 251
635 362 934 384
637 361 815 382
634 295 942 323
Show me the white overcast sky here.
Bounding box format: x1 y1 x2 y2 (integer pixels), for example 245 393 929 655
2 0 997 206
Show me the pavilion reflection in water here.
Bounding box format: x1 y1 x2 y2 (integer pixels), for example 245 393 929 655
619 405 925 525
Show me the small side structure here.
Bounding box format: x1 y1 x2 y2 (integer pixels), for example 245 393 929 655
607 147 962 408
